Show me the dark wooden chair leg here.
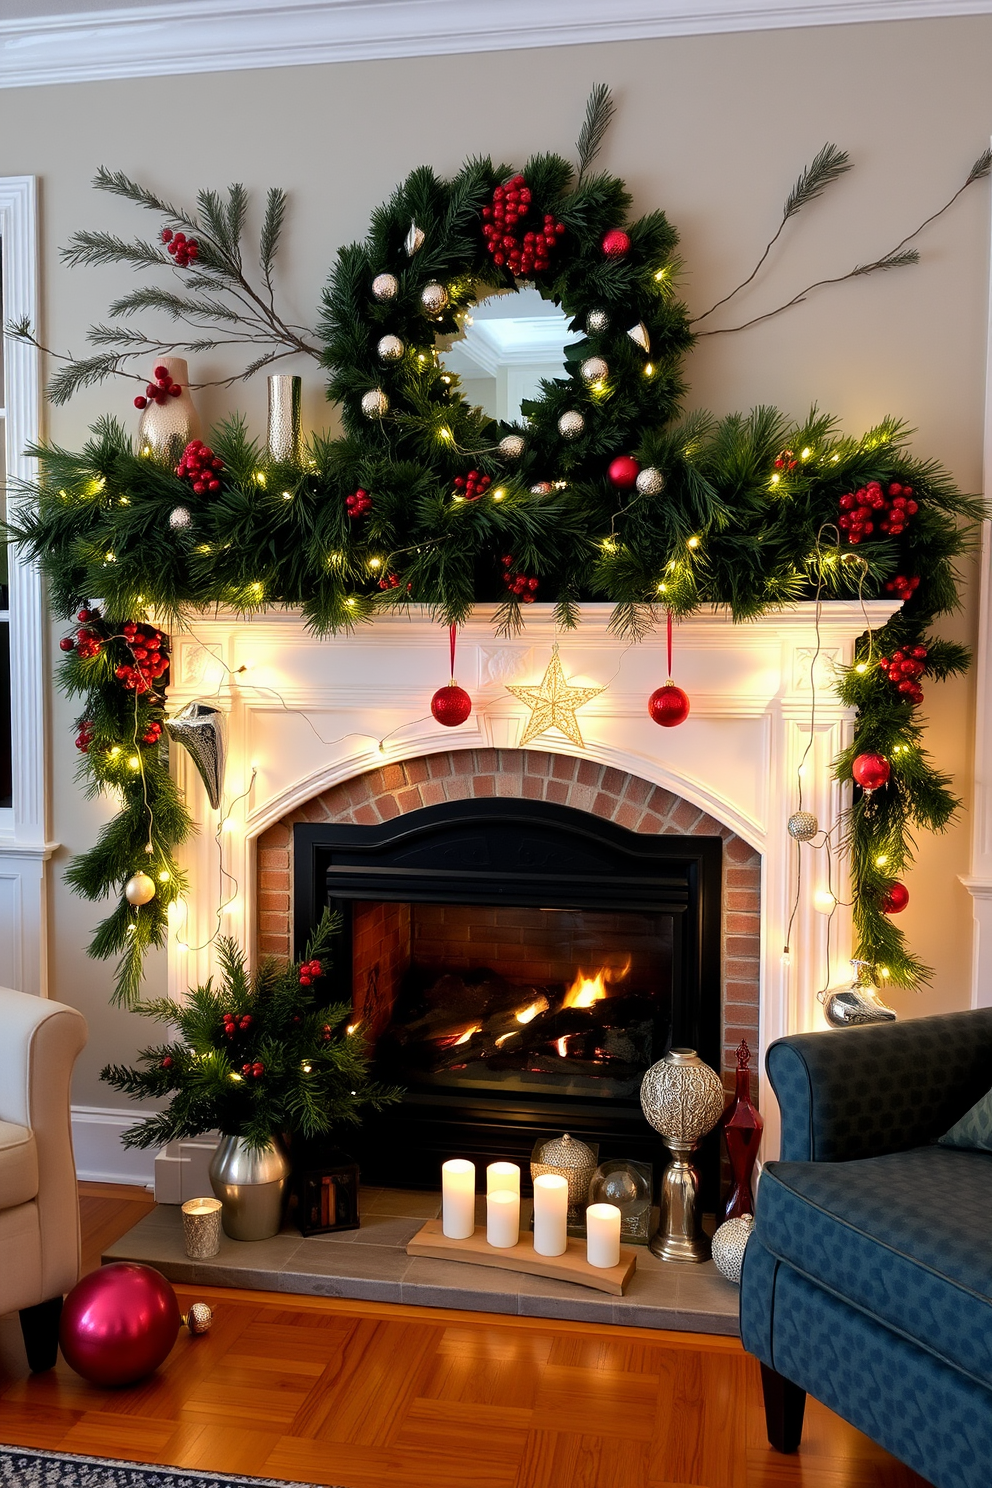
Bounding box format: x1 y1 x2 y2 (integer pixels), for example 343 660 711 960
760 1362 807 1453
19 1295 63 1372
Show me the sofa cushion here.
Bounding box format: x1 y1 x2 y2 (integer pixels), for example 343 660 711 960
0 1120 39 1209
756 1145 992 1391
939 1081 992 1152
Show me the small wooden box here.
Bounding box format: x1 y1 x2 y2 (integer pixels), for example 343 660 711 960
294 1147 360 1236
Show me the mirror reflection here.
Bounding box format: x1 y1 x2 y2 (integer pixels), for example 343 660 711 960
440 286 581 424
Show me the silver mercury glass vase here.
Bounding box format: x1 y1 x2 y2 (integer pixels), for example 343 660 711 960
640 1048 726 1262
208 1133 291 1241
266 374 304 464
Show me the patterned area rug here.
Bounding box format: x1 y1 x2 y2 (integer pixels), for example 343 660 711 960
0 1446 335 1488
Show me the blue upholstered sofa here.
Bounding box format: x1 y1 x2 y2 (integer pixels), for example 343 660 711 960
741 1009 992 1488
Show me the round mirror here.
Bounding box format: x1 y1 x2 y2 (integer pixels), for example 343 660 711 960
439 286 582 424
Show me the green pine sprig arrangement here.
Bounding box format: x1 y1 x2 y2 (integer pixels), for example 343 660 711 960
100 911 401 1150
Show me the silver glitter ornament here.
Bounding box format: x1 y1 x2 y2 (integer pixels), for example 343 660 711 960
169 505 192 530
635 467 665 497
586 308 610 334
361 388 389 419
404 222 425 256
372 272 399 302
580 356 609 384
530 481 553 495
711 1215 754 1284
558 410 585 440
377 334 405 362
627 321 651 353
787 811 819 842
420 283 449 315
165 700 227 811
499 434 526 460
182 1302 214 1335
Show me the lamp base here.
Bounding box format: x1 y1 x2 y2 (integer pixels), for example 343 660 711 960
650 1139 711 1263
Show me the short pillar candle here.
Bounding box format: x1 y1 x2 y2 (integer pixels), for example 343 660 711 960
441 1159 476 1239
486 1161 520 1196
181 1196 222 1259
533 1173 568 1256
586 1202 622 1269
487 1189 520 1249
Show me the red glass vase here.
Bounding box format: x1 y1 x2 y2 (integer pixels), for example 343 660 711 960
722 1039 763 1220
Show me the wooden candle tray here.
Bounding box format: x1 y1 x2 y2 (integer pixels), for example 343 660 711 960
406 1218 636 1295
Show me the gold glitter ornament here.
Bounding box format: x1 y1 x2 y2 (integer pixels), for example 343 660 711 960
635 467 665 496
558 411 585 440
586 309 610 333
507 645 605 748
181 1302 214 1335
124 872 156 906
499 434 526 460
787 811 819 841
168 506 191 529
377 334 405 362
361 389 389 419
420 283 449 315
580 356 608 384
372 272 399 301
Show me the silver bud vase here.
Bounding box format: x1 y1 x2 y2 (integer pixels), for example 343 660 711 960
136 357 200 466
208 1133 290 1241
267 374 304 463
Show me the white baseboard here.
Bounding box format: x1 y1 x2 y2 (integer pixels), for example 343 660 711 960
154 1137 221 1204
71 1105 156 1187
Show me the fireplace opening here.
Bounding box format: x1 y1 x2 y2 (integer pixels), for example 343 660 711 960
293 798 722 1190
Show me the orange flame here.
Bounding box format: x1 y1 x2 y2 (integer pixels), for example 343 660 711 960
516 995 549 1024
556 1035 569 1057
563 969 608 1009
453 1023 481 1046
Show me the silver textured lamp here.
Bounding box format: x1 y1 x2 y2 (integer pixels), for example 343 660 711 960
640 1048 726 1262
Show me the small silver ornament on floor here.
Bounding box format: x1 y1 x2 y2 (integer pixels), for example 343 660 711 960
635 467 665 496
372 272 399 301
165 700 227 811
377 334 405 362
169 505 192 530
787 810 818 841
711 1214 754 1284
404 221 425 256
361 388 389 419
500 434 526 460
182 1302 214 1335
641 1048 726 1262
819 960 897 1027
421 283 448 315
627 321 651 352
586 309 610 333
266 374 304 464
580 356 608 384
558 410 585 439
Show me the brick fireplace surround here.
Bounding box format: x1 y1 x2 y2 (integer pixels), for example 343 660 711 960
256 747 760 1092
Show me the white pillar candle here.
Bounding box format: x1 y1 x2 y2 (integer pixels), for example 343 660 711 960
441 1158 476 1239
487 1189 520 1249
487 1161 520 1197
586 1202 622 1269
533 1173 569 1256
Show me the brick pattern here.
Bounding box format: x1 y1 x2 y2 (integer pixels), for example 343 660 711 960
255 749 761 1087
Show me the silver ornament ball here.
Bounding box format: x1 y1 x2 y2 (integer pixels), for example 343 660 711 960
361 389 389 420
558 410 585 440
169 505 192 530
420 283 449 315
499 434 526 460
377 334 405 362
372 272 399 302
580 356 609 384
183 1302 214 1335
711 1215 754 1285
586 309 610 334
787 811 819 842
124 872 156 906
635 467 665 496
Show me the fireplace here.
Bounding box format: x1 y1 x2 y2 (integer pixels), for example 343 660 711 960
293 799 721 1188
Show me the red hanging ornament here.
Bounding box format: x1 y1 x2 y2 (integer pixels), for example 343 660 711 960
852 752 891 792
880 881 910 914
608 455 641 490
602 229 631 259
431 624 472 727
648 612 690 727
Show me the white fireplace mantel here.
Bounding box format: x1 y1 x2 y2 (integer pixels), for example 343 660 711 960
165 599 896 1157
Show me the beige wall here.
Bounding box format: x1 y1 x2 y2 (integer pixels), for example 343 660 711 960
2 14 989 1106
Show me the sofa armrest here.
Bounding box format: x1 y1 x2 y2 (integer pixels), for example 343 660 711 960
767 1009 992 1163
0 987 88 1303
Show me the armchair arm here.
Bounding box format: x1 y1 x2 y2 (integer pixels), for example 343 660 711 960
0 987 88 1301
767 1009 992 1163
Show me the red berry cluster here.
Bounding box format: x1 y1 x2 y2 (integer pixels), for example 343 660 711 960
116 622 169 694
838 480 918 544
345 489 372 519
885 573 921 602
241 1061 265 1079
878 644 928 706
161 1056 173 1070
75 718 95 753
454 470 491 502
299 959 322 987
774 449 798 473
161 228 199 267
134 364 183 411
501 555 538 603
321 1022 333 1043
177 440 223 494
63 606 103 659
481 174 565 274
222 1011 253 1041
141 718 163 747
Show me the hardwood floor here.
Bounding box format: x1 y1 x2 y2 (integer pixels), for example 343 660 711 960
0 1183 931 1488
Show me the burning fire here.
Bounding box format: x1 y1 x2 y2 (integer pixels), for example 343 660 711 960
556 1035 570 1057
563 969 608 1009
453 1023 481 1045
516 995 549 1024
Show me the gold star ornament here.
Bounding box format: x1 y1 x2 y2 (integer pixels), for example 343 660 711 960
507 646 605 748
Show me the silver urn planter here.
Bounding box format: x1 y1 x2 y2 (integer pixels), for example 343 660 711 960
208 1134 291 1241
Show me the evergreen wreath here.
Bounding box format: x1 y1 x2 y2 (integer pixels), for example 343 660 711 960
4 89 988 1005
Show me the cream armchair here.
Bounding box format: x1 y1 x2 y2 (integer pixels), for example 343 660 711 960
0 986 87 1371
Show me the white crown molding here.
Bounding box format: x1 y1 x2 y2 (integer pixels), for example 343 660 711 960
2 0 992 90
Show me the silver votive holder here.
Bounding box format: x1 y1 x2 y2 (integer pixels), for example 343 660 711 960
267 374 304 463
182 1196 223 1258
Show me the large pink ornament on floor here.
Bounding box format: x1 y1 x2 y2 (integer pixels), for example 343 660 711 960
59 1262 181 1386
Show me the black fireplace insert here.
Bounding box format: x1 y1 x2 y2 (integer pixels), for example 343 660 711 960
293 798 722 1189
